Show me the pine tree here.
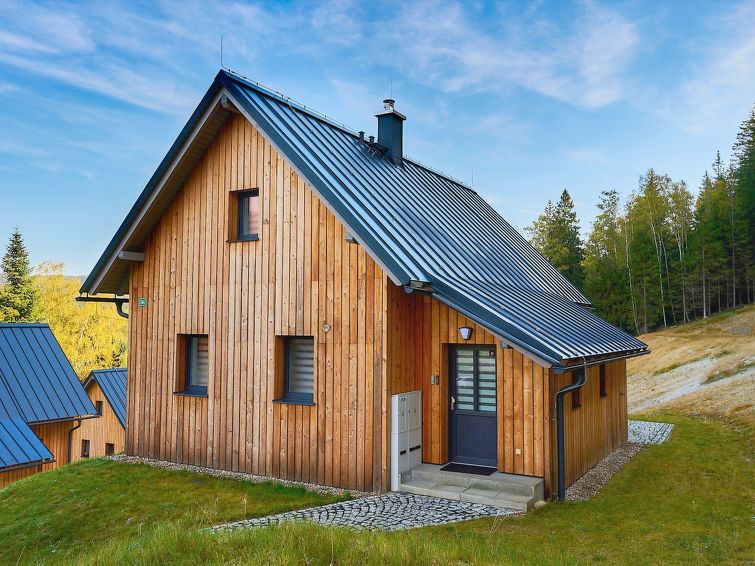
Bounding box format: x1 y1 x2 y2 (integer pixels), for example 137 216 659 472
0 228 39 322
732 107 755 303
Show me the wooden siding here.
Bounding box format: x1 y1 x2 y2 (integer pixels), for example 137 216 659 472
386 285 551 487
548 360 628 491
126 114 389 492
71 381 125 462
0 420 75 488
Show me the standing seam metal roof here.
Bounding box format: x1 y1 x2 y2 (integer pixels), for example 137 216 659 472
0 417 54 470
0 324 96 423
84 369 127 428
81 70 647 368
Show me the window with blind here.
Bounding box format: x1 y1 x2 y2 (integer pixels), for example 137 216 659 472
236 190 259 241
284 337 314 404
181 335 209 396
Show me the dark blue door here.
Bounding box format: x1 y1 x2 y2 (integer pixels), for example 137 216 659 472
449 346 497 467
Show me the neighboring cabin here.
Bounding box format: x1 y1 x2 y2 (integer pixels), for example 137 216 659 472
80 70 648 498
0 324 96 488
71 369 126 461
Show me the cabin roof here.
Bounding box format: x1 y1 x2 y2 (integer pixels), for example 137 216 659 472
0 417 55 471
0 324 96 423
81 69 647 369
84 368 127 428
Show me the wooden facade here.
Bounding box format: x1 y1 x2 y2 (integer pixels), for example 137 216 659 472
125 113 628 496
71 381 125 462
0 420 76 488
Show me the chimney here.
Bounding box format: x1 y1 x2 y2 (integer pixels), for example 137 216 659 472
375 98 406 166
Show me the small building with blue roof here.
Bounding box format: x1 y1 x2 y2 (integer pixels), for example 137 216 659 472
71 368 126 461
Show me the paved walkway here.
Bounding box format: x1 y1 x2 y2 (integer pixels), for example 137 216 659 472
209 492 519 533
628 419 674 444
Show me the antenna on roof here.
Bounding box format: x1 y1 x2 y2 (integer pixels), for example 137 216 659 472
390 77 393 99
220 33 225 69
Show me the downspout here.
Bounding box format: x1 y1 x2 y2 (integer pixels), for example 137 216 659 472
555 358 588 501
67 418 83 464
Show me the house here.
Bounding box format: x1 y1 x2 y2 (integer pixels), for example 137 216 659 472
70 369 126 461
0 324 96 488
80 70 648 501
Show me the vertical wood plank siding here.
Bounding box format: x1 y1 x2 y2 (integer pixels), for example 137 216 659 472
126 115 389 492
548 360 628 491
385 285 551 486
70 381 125 462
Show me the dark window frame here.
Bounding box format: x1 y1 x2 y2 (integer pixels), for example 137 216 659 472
179 334 209 397
599 365 608 398
105 443 115 456
282 336 315 405
95 400 103 416
235 189 260 242
81 439 90 458
571 372 582 410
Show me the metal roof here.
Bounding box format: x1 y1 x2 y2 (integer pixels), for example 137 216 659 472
0 417 54 471
0 324 96 423
84 368 126 428
81 69 648 368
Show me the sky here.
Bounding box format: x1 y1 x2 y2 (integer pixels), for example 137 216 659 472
1 1 754 276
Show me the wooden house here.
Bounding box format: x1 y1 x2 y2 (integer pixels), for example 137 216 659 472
71 369 126 461
0 324 96 488
80 70 648 500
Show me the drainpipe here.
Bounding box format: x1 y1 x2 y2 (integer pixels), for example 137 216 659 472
67 418 83 464
555 359 588 501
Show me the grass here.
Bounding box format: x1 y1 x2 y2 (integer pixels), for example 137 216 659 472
0 458 346 565
2 415 752 565
704 359 755 384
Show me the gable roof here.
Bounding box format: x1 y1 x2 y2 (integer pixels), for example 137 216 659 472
0 324 96 423
81 70 647 369
0 417 54 471
84 368 127 428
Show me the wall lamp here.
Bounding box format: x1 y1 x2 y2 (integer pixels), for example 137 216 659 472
459 326 473 341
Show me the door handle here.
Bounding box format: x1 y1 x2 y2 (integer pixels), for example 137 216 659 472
451 395 456 411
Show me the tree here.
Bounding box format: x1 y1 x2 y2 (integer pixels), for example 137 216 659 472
528 190 585 289
0 228 39 322
732 107 755 304
34 263 128 378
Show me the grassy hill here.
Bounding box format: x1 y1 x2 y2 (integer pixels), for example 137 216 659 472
627 305 755 424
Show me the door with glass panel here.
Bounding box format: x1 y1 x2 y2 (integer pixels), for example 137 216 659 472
449 345 497 467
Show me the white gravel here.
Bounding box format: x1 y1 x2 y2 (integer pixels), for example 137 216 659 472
627 420 674 444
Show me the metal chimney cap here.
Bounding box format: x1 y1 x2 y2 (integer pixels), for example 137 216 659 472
383 98 396 110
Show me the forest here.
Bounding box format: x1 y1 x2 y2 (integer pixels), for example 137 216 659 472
528 109 755 334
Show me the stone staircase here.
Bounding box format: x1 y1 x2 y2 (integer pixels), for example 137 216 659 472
399 463 544 512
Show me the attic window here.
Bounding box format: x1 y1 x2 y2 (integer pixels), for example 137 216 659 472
95 400 103 416
230 190 259 241
599 365 607 398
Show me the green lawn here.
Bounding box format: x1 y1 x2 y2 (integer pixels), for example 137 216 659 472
1 414 753 565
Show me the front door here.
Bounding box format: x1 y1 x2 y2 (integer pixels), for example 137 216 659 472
449 345 497 467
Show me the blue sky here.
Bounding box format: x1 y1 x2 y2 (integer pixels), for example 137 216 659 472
1 1 753 276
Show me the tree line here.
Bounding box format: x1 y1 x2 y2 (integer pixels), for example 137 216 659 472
0 229 127 378
528 108 755 335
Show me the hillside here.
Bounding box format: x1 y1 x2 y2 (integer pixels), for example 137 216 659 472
627 305 755 424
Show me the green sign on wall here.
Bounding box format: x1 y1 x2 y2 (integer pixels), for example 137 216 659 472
138 297 148 308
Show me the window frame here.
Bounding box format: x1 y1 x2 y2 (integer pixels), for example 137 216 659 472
235 189 260 242
281 336 315 405
95 400 103 416
105 443 115 456
571 372 582 410
599 365 608 398
81 439 90 459
176 334 209 397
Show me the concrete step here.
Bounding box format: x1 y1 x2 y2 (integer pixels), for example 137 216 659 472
408 463 544 501
399 478 534 512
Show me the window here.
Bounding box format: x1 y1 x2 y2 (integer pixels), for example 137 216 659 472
282 337 314 404
105 443 115 456
177 335 209 396
599 365 608 398
81 439 90 458
235 190 259 241
571 373 582 410
95 400 103 416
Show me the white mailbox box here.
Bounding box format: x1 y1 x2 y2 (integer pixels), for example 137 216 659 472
390 390 422 491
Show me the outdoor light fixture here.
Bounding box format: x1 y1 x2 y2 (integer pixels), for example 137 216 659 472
459 326 473 340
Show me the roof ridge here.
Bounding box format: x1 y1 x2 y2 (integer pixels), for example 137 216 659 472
221 69 476 193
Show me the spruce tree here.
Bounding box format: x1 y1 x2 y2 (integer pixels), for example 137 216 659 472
0 228 39 322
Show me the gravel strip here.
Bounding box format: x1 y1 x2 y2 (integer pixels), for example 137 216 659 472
566 442 644 500
108 454 371 498
208 492 519 533
628 420 675 444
